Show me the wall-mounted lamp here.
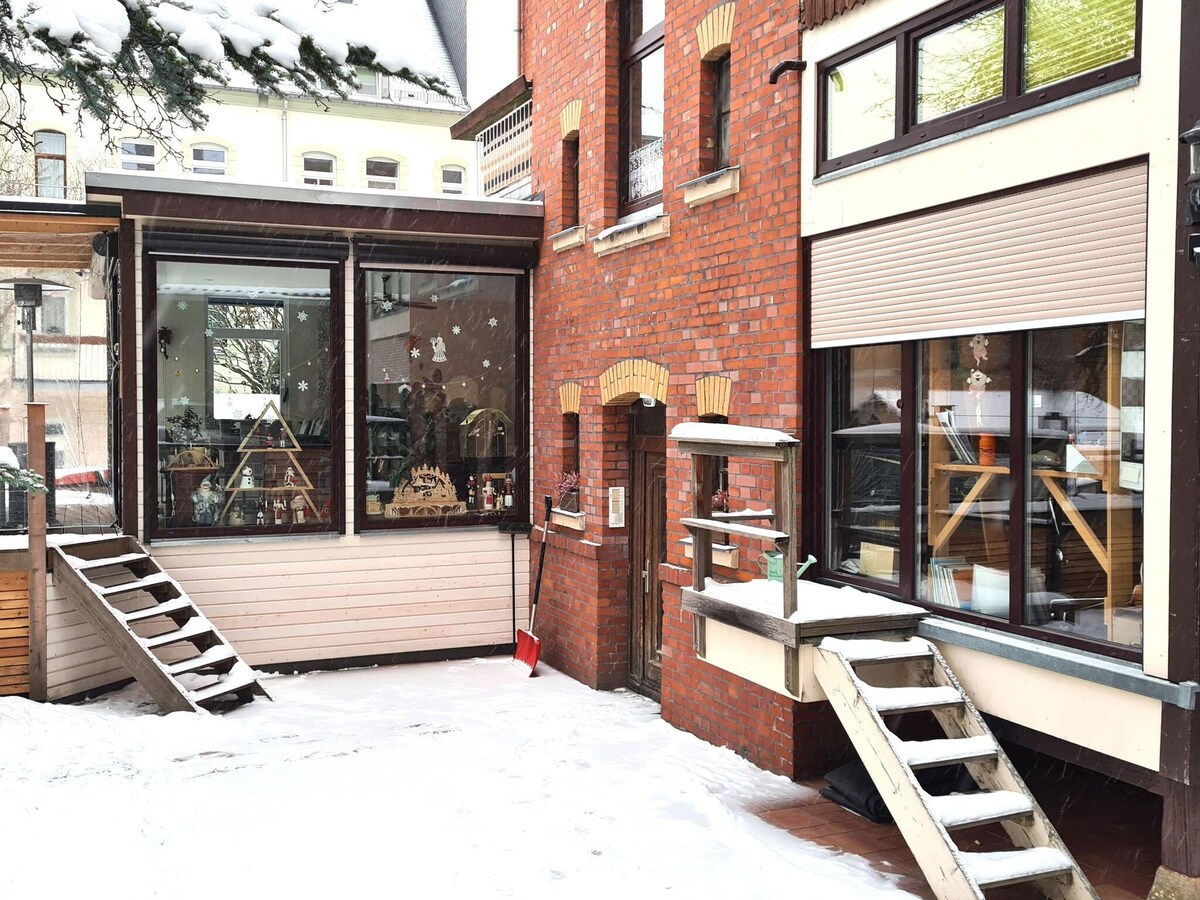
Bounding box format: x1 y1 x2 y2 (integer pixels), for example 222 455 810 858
639 393 657 408
158 326 173 359
0 277 70 402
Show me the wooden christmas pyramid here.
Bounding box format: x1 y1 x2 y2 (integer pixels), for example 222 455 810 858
220 401 321 524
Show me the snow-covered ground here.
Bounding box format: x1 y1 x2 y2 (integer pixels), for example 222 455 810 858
0 658 916 899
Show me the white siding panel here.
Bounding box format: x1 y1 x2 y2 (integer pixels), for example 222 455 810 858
810 164 1149 347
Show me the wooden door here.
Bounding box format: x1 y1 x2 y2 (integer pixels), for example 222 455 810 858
630 407 667 700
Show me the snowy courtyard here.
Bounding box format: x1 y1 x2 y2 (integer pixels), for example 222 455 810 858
0 657 915 899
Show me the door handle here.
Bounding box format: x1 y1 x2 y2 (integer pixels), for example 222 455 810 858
642 564 649 594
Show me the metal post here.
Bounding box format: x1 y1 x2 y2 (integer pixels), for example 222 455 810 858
23 309 34 403
26 402 47 702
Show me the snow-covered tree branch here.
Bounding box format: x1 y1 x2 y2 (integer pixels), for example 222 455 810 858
0 0 449 151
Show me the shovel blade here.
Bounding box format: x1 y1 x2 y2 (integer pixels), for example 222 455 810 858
514 628 540 675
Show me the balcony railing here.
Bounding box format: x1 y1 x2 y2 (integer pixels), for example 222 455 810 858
477 100 532 198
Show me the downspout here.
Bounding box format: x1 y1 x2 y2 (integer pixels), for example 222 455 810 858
281 96 289 182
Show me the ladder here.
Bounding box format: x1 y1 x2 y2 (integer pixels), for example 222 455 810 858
813 636 1098 900
51 537 271 713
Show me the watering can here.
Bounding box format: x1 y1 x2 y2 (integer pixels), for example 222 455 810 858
758 552 818 582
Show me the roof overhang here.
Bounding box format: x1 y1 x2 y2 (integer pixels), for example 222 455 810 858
0 197 121 269
450 75 533 141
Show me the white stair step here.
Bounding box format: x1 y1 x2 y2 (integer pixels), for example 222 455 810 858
927 790 1033 830
168 645 238 676
961 847 1073 890
71 551 152 571
862 684 963 714
821 636 933 664
680 517 790 543
123 597 194 624
191 665 259 706
101 572 175 596
142 616 213 649
898 735 998 769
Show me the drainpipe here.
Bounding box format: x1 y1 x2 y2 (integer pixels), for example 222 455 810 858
281 96 289 182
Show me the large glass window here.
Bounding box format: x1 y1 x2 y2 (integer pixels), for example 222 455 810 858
191 144 227 176
120 140 156 171
827 344 902 582
153 260 335 536
820 321 1144 656
621 1 665 212
1025 323 1143 647
360 270 523 526
919 335 1013 615
819 0 1139 170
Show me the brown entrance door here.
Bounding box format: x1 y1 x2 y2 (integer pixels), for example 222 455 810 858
629 404 666 700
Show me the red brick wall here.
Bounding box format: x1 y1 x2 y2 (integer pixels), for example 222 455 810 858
522 0 844 778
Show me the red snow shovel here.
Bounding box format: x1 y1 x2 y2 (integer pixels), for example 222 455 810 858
515 495 552 674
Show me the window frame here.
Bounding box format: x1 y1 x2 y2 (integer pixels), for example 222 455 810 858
619 4 665 215
120 140 157 172
809 329 1142 663
816 0 1142 175
561 137 581 228
34 129 67 199
191 143 228 176
711 54 732 172
143 252 345 541
440 165 466 194
366 157 400 190
352 264 530 533
302 153 337 186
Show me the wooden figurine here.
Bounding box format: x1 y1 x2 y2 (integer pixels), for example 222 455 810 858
256 500 266 526
273 496 285 525
283 466 296 487
291 494 307 524
240 466 255 489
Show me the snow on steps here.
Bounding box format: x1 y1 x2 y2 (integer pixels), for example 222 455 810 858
926 790 1033 830
895 735 998 769
820 636 933 664
860 683 962 714
961 847 1073 891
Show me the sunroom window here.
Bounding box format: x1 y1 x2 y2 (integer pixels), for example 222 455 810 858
153 260 335 537
360 269 524 527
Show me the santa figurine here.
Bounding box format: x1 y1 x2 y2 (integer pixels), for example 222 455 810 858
291 494 307 524
191 479 220 526
273 496 286 525
283 466 296 487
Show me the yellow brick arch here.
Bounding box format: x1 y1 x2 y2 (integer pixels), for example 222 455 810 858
695 375 733 418
599 359 669 406
559 381 583 415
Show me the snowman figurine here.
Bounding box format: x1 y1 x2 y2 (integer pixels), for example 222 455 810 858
240 466 255 489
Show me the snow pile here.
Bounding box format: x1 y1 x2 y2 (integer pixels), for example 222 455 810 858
0 659 917 899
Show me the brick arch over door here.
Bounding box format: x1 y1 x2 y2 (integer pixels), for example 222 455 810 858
599 359 669 406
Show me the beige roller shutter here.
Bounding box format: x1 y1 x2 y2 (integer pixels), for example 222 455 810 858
810 163 1147 348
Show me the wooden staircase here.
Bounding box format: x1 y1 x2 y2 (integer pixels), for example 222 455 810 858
813 636 1098 900
51 537 271 713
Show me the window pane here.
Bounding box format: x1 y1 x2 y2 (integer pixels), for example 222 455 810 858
626 46 664 202
1025 323 1143 648
714 56 731 170
826 43 897 159
304 156 334 174
367 159 398 178
1024 0 1135 91
362 270 521 522
919 334 1012 616
121 141 154 157
916 5 1005 123
193 147 226 163
155 261 334 534
828 344 902 582
628 0 664 37
35 131 66 155
35 157 65 198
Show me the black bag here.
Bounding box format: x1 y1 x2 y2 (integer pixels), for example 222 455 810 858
820 758 976 824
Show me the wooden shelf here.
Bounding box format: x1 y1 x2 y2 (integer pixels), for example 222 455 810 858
680 517 789 543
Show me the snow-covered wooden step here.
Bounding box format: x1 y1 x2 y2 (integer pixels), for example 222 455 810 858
927 790 1033 830
191 664 259 706
896 735 998 769
71 551 152 571
861 683 963 714
680 517 790 543
961 847 1073 891
123 597 194 624
141 616 213 649
822 636 933 665
101 572 176 596
168 645 238 676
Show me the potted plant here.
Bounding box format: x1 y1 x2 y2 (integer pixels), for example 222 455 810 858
554 470 580 513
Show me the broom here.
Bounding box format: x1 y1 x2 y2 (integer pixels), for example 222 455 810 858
514 495 552 674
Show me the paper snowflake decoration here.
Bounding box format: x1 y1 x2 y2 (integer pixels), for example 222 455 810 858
380 300 394 312
430 294 439 302
482 359 491 368
177 300 188 310
297 381 309 392
203 328 213 338
488 317 498 328
411 347 421 359
178 395 191 406
297 311 309 322
452 325 461 335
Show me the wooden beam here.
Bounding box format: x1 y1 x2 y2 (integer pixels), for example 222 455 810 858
0 216 118 234
25 403 46 703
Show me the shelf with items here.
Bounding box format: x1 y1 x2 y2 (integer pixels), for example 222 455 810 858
218 401 321 527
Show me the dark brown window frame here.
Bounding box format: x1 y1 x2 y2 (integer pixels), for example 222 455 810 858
352 265 531 533
807 332 1141 663
562 136 581 229
619 6 665 215
711 54 732 172
142 251 346 542
816 0 1142 176
34 130 67 199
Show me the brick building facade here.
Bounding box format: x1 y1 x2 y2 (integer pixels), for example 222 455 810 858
516 0 843 778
